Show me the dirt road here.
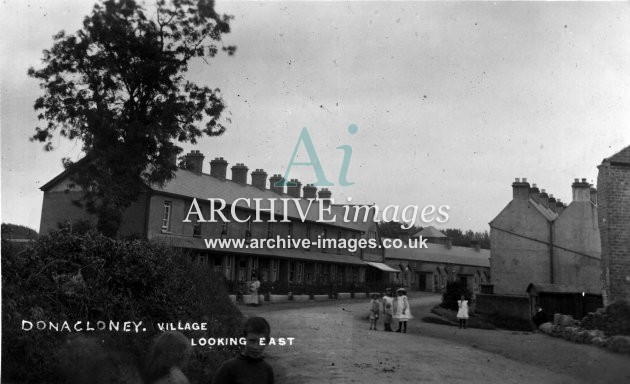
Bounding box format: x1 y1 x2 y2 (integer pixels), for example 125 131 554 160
240 294 630 384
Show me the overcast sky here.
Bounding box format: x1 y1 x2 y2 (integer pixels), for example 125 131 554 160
2 0 630 233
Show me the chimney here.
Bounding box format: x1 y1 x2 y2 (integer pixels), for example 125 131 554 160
269 174 285 195
529 183 540 202
555 199 565 214
470 240 481 252
286 179 302 198
590 186 597 205
210 157 228 179
251 169 268 190
303 184 317 199
572 178 591 202
512 178 530 200
185 150 204 173
547 194 557 213
538 189 549 209
231 163 249 184
318 188 332 207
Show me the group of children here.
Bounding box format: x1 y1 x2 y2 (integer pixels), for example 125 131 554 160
369 287 412 333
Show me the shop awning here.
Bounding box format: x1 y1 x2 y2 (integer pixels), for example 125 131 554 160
365 261 399 272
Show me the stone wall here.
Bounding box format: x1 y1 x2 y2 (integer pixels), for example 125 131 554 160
597 146 630 304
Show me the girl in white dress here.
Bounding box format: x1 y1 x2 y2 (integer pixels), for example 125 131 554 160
393 288 411 333
457 295 469 329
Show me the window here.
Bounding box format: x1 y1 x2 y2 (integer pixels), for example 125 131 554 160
161 201 172 231
305 226 311 251
337 231 342 254
267 222 273 239
368 231 376 240
289 261 295 282
296 262 304 282
288 222 293 237
193 220 201 237
246 218 252 237
221 220 229 237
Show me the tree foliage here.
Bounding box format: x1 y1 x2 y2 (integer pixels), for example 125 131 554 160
443 228 490 249
1 223 39 239
29 0 235 236
2 231 242 383
377 221 421 239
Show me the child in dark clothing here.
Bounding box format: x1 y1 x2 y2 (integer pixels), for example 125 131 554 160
212 317 274 384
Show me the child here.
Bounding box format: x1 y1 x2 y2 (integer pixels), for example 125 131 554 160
393 288 411 333
212 317 274 384
369 293 380 330
144 331 191 384
382 288 394 332
457 295 469 329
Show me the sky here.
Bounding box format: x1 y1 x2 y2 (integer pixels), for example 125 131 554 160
2 0 630 233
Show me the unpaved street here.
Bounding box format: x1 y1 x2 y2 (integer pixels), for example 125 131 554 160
241 294 630 384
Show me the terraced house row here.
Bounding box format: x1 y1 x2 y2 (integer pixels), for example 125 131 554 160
39 150 392 294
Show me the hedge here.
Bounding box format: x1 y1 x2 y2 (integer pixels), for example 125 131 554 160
1 231 243 383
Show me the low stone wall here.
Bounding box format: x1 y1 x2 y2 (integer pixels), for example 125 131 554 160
538 313 630 355
242 294 263 305
337 293 351 300
313 294 329 301
269 294 289 303
292 294 310 302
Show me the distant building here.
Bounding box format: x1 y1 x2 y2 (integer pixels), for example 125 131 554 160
385 226 490 294
480 178 602 321
597 145 630 305
39 150 393 293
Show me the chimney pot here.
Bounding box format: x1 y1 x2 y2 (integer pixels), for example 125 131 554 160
231 163 249 184
185 150 205 173
251 169 268 190
512 178 530 200
303 183 318 199
269 174 285 195
210 157 228 179
317 188 333 207
572 178 591 202
287 178 302 198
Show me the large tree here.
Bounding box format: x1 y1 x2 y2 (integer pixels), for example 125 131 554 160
29 0 235 236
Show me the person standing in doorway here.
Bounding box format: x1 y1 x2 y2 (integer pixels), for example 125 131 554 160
249 273 261 306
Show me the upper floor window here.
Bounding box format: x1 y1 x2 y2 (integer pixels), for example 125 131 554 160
368 231 376 240
193 220 201 237
162 201 172 231
288 222 293 237
267 222 273 239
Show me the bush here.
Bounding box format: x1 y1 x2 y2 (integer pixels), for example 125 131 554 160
439 281 472 311
1 231 243 383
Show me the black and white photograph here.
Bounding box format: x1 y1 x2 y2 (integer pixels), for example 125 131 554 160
2 1 630 383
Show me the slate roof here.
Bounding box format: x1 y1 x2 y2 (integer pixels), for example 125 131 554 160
604 145 630 165
152 168 368 231
386 243 490 267
412 226 447 238
526 283 601 295
528 198 559 221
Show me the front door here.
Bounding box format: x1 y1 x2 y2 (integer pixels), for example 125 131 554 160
418 273 427 291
